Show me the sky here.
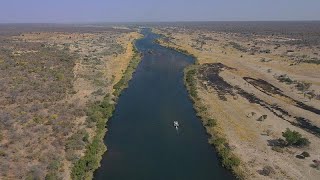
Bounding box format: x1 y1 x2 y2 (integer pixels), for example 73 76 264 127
1 0 320 23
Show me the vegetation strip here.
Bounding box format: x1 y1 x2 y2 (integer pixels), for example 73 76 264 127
113 45 141 97
71 40 142 180
156 35 245 178
184 65 244 179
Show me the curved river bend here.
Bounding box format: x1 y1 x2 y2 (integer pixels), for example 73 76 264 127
94 29 235 180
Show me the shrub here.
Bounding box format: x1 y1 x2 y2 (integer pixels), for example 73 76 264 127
0 150 6 157
296 82 311 92
25 169 41 180
282 128 310 147
212 137 227 146
296 137 310 147
257 115 267 121
271 146 284 153
222 156 241 169
206 118 217 127
47 160 61 171
54 72 64 81
45 172 59 180
296 154 305 159
66 150 79 163
301 151 310 157
83 132 89 143
50 114 58 120
92 88 105 96
304 59 320 65
260 49 271 54
258 165 275 176
87 108 104 123
277 74 294 84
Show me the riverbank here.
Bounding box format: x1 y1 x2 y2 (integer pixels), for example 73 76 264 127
94 28 234 180
71 36 143 180
154 26 320 179
154 32 245 178
0 26 143 180
184 65 245 178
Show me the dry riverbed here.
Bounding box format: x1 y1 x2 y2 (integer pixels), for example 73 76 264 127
154 23 320 180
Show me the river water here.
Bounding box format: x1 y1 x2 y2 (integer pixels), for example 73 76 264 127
94 29 234 180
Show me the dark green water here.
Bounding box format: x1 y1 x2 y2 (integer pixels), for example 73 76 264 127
94 29 235 180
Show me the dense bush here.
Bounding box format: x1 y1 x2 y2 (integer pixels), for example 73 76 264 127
71 95 115 180
210 136 241 170
185 67 198 100
282 128 310 147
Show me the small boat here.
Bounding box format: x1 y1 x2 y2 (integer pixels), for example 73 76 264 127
174 121 179 130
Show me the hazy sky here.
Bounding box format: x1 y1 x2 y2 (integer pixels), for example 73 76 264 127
1 0 320 23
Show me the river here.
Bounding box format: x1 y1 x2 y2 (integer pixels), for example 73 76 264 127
93 29 234 180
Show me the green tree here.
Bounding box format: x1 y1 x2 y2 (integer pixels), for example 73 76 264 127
282 128 310 147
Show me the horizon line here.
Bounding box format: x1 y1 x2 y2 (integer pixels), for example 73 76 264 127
1 20 320 25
